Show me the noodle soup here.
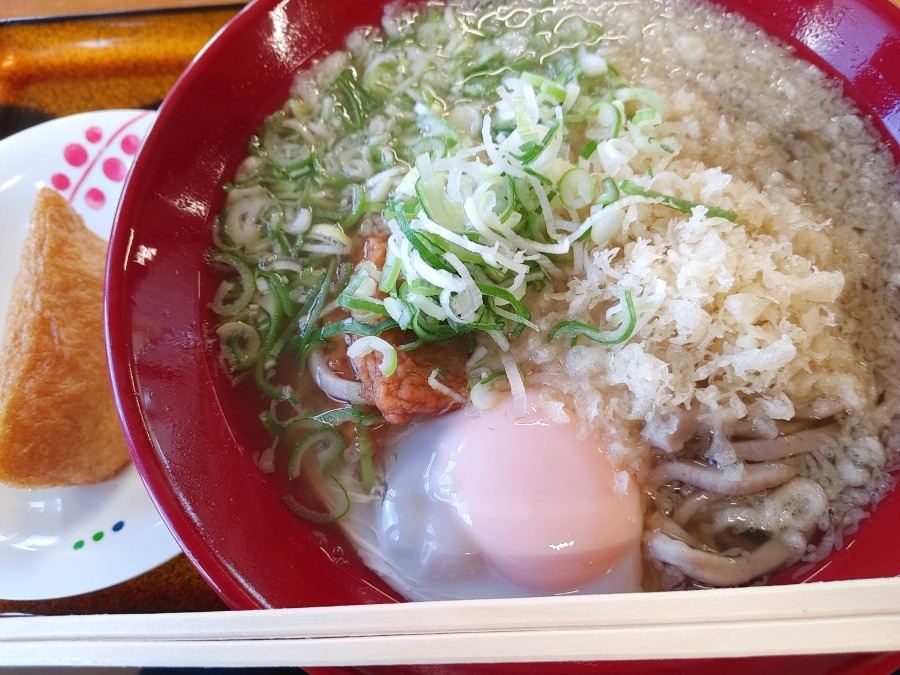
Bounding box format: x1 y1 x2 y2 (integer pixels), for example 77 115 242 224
209 0 900 598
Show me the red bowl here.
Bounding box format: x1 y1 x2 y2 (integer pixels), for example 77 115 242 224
105 0 900 673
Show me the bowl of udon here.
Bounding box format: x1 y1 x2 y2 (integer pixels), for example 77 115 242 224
105 0 900 671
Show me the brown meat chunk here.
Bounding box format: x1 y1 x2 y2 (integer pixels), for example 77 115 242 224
355 227 389 270
348 226 469 424
352 328 469 424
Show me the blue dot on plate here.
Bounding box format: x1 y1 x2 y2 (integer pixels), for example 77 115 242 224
112 520 125 532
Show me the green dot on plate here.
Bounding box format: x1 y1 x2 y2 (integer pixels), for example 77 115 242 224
73 540 85 550
92 531 104 542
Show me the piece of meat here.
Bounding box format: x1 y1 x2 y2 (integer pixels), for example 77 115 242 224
347 226 469 424
351 328 469 424
356 227 389 269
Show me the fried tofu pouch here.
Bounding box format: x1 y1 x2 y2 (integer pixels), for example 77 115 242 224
0 187 131 488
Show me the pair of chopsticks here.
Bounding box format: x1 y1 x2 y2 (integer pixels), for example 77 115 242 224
2 577 899 668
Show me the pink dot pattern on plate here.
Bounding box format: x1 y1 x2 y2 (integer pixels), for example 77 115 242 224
103 157 127 182
51 173 71 190
85 126 103 143
85 188 105 210
64 143 88 167
53 114 150 211
121 134 141 155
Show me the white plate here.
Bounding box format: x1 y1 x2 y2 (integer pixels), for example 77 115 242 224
0 110 182 601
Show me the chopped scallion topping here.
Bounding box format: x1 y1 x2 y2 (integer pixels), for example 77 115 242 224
548 290 637 345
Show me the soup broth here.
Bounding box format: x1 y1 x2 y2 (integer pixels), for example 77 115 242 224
210 0 900 597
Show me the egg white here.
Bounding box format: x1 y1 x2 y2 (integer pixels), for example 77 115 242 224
308 396 644 601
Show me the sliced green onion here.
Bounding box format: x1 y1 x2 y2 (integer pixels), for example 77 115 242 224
510 121 560 165
410 310 461 342
415 102 461 148
416 173 465 231
477 283 536 330
465 305 504 333
404 136 451 159
328 69 377 131
619 180 737 222
338 294 387 315
615 86 666 118
543 81 568 104
579 139 599 160
427 368 467 404
336 267 383 316
216 321 261 368
304 223 353 252
548 290 637 345
362 53 401 99
311 317 398 342
378 250 403 294
307 347 364 405
597 101 623 139
346 336 398 376
495 175 517 222
297 260 334 342
597 176 620 207
340 266 370 297
395 212 455 273
258 113 313 169
588 204 626 246
631 108 661 126
513 87 540 143
521 71 567 103
209 250 255 316
258 270 295 317
513 176 539 211
338 184 366 229
355 423 376 493
384 296 413 330
282 484 350 524
558 167 596 210
398 337 424 351
312 406 383 427
287 428 345 480
253 360 299 403
523 167 553 186
406 279 441 297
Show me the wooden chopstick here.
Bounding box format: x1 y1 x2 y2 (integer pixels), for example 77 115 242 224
1 577 899 667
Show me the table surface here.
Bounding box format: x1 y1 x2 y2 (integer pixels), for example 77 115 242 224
0 8 898 675
0 2 244 617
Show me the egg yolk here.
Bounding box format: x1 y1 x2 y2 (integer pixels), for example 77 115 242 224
433 395 643 593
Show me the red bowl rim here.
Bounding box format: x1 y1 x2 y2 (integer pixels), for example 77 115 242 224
105 0 900 672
